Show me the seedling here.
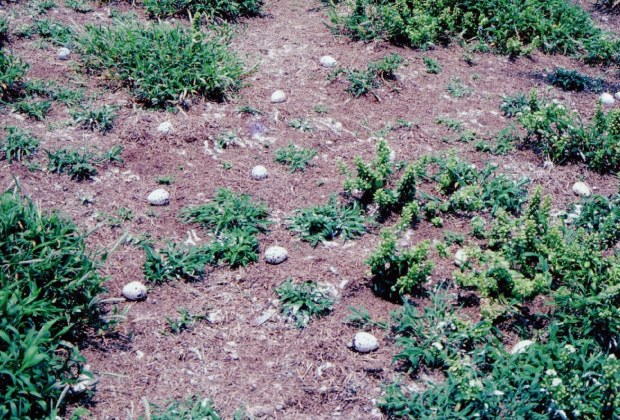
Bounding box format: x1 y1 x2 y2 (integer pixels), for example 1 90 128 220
0 127 40 163
274 144 317 172
46 144 123 180
276 279 336 327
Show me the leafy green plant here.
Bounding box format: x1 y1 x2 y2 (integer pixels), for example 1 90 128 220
0 190 109 419
274 144 317 172
288 195 366 246
422 56 442 74
288 118 313 132
178 188 270 268
216 130 241 148
500 91 530 118
138 395 240 420
474 125 518 155
179 188 270 235
546 67 602 92
0 127 40 163
144 0 262 21
12 99 51 120
65 0 92 12
28 19 73 46
275 279 336 327
143 242 214 284
76 15 245 107
46 145 123 180
330 54 402 99
367 231 433 296
155 175 175 185
166 307 207 334
516 90 620 172
328 0 620 64
435 116 463 131
237 105 263 115
312 103 330 114
446 77 473 98
470 216 486 238
71 104 118 133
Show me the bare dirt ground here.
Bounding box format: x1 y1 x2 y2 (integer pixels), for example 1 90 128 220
1 0 619 418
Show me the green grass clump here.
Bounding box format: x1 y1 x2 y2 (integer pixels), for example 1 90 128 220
1 127 40 163
70 104 118 133
46 145 123 180
12 99 52 120
76 16 245 107
329 0 620 64
0 190 107 419
274 144 317 172
0 49 28 98
136 395 244 420
144 0 262 21
275 279 336 327
330 54 403 99
175 188 270 269
143 242 215 284
546 67 602 92
515 89 620 173
288 195 366 246
422 56 442 74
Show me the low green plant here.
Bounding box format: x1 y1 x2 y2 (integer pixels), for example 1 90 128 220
474 125 518 155
288 195 366 246
546 67 602 92
443 230 464 246
143 242 214 284
28 19 73 46
13 99 51 120
328 0 620 64
179 188 270 235
76 15 245 107
237 105 263 115
500 91 529 118
435 116 463 131
517 89 620 172
330 54 402 99
144 0 262 21
32 0 57 14
71 104 118 133
446 77 473 98
367 231 433 296
274 144 317 172
216 130 241 148
312 103 330 114
0 190 109 419
46 144 123 180
422 56 442 74
166 307 207 334
275 279 336 327
155 175 175 185
65 0 92 12
470 216 486 238
178 188 270 268
138 395 240 420
288 118 313 132
0 127 40 163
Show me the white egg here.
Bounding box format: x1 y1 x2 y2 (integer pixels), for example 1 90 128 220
454 249 468 267
600 93 615 106
57 47 71 60
271 90 286 103
122 281 147 301
148 188 170 205
615 92 620 101
157 121 173 134
265 246 288 264
572 182 591 197
252 165 268 180
320 55 337 68
353 332 379 353
511 339 534 355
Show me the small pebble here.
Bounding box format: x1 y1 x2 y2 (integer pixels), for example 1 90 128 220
251 165 268 180
265 246 288 264
353 332 379 353
600 93 615 106
572 182 591 197
271 90 286 103
148 188 170 205
319 55 337 68
122 281 147 301
157 121 173 134
454 249 467 267
57 47 71 60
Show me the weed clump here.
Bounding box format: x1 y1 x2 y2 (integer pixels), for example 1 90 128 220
144 0 262 21
288 195 366 246
275 279 336 327
76 16 245 107
0 190 108 419
274 144 317 172
328 0 620 64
